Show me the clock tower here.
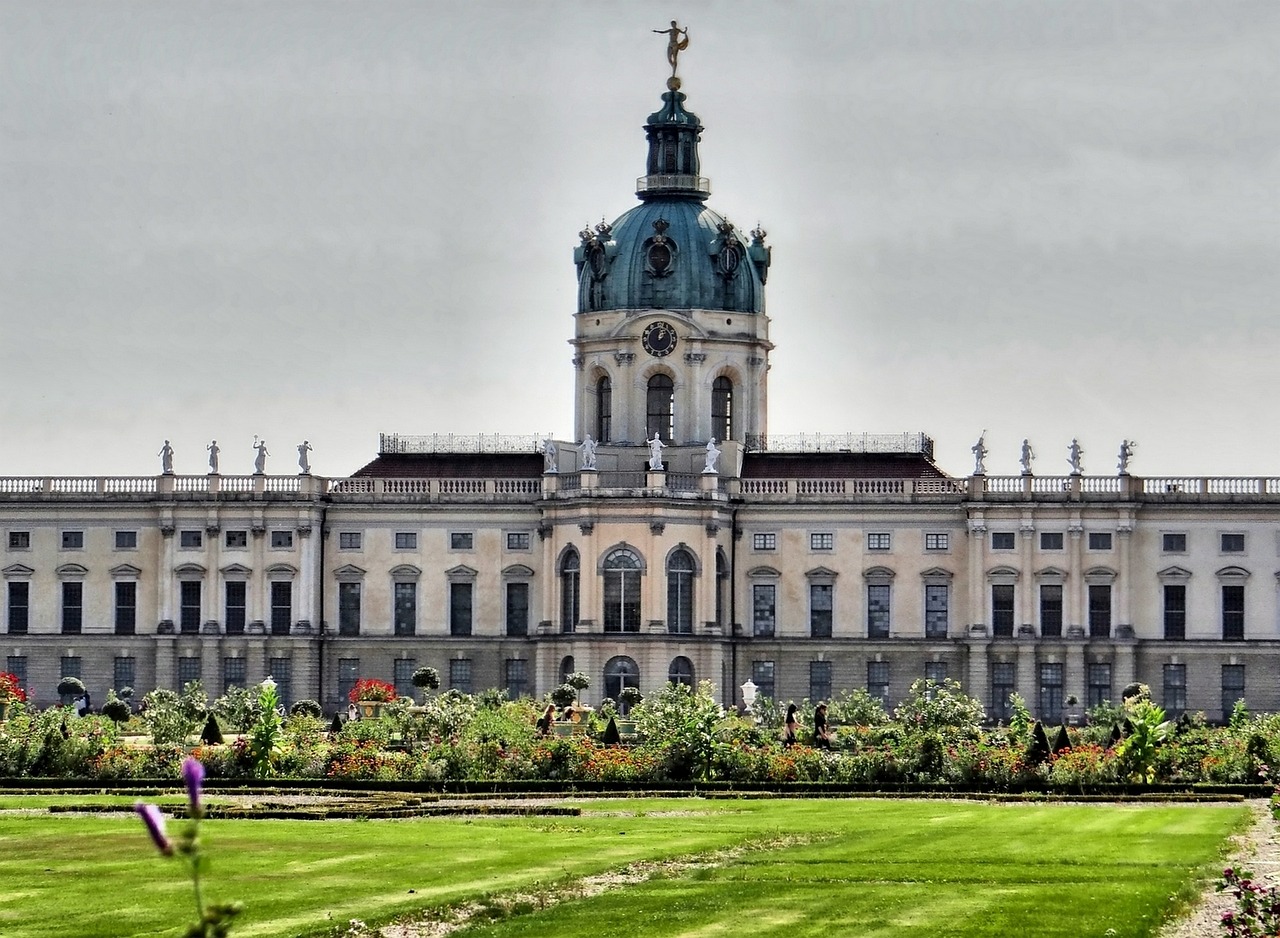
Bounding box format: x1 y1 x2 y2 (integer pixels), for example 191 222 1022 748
571 67 772 447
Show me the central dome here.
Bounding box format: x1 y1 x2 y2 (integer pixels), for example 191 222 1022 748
574 86 770 315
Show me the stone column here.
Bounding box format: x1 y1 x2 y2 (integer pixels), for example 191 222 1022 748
1066 517 1084 633
575 520 597 633
297 518 317 631
1016 639 1038 712
158 525 176 629
966 634 990 707
1116 520 1134 634
967 515 987 631
1019 517 1035 629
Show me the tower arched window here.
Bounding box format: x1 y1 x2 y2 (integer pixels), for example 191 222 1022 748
715 550 729 630
646 374 674 442
668 656 695 688
560 549 580 633
711 377 733 442
603 548 642 632
559 656 575 685
596 376 612 443
604 655 640 706
666 548 695 634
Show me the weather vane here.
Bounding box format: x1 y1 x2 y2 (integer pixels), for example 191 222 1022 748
653 20 690 90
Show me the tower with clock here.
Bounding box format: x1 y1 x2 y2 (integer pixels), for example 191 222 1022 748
571 70 773 447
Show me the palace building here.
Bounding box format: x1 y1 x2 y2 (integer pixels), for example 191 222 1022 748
3 58 1278 721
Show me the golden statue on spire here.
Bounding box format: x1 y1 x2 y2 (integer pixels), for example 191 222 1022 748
653 20 689 90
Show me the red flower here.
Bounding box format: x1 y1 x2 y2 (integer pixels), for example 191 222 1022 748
349 679 397 703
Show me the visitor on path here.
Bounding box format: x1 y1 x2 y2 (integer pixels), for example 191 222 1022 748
536 704 555 736
813 702 831 748
783 703 799 747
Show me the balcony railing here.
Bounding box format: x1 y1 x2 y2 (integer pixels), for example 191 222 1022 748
745 432 934 457
635 174 711 196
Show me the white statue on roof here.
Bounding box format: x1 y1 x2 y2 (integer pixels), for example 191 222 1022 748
647 433 666 470
703 438 721 474
579 435 597 471
542 437 557 473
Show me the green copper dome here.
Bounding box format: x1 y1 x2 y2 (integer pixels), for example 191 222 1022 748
574 86 770 314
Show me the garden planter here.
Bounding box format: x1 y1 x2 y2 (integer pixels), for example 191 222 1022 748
615 720 637 736
357 700 385 720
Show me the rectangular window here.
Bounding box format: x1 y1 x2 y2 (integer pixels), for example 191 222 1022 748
7 582 29 634
504 659 528 699
177 656 202 688
449 659 473 694
179 530 203 549
751 660 775 701
1221 533 1245 553
1223 584 1245 641
61 531 84 550
225 530 248 549
337 658 359 708
450 532 474 550
113 656 136 693
867 584 891 638
7 531 30 550
810 533 833 552
991 662 1015 722
394 532 417 550
1163 584 1186 640
6 656 27 690
269 657 292 707
1162 533 1187 553
270 582 291 635
867 533 891 551
867 661 890 707
1222 665 1246 721
338 582 361 636
506 532 531 551
222 658 246 694
338 532 362 550
270 530 293 549
809 583 833 638
62 581 83 634
115 530 137 550
1039 663 1063 719
925 533 949 551
925 661 948 683
752 584 776 637
1088 532 1113 551
180 581 201 633
450 582 473 636
991 584 1015 637
114 581 136 635
991 532 1016 550
924 584 948 639
1039 532 1064 550
1040 585 1063 638
1088 584 1111 639
1163 663 1187 716
753 532 776 551
1087 663 1112 710
60 655 81 679
394 582 416 636
224 582 246 635
809 660 832 702
506 582 529 636
393 659 417 701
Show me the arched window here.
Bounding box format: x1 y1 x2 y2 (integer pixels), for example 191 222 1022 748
668 656 695 688
715 550 728 630
604 655 640 705
603 548 642 632
711 376 733 442
596 376 612 443
646 374 674 442
559 656 575 685
560 549 580 633
666 548 695 634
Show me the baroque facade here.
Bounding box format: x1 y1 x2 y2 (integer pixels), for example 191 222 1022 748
3 65 1278 721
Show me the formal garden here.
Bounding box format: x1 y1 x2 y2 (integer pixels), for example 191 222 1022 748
2 669 1280 937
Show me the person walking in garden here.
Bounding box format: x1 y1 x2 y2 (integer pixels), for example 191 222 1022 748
813 702 831 748
536 704 555 736
783 703 799 746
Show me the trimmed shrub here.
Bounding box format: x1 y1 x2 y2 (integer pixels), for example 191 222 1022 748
290 699 323 718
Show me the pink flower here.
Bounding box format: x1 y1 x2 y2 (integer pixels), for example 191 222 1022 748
134 802 173 856
182 756 205 816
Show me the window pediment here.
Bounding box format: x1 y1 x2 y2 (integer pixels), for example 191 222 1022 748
1157 565 1192 581
266 563 298 578
446 564 478 581
503 564 535 578
110 563 142 579
1084 565 1117 584
863 565 895 580
1034 566 1068 581
56 563 89 578
920 566 953 581
1216 565 1250 581
806 566 839 580
389 564 422 579
221 563 253 579
173 562 206 577
334 564 366 581
2 563 34 579
747 565 780 578
985 565 1020 581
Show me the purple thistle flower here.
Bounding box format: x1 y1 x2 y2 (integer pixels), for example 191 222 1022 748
134 802 173 856
181 756 205 815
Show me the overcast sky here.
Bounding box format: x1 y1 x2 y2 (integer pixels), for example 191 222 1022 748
2 1 1276 479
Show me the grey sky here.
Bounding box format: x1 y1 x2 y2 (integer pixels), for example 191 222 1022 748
2 1 1276 478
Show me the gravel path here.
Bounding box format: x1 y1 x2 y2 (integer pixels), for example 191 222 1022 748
1158 800 1279 938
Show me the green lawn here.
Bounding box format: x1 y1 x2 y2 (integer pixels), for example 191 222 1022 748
0 797 1248 938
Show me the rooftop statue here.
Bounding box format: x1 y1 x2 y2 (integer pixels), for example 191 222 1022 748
1019 439 1035 475
653 20 689 86
647 433 666 471
1117 439 1137 474
971 431 988 476
207 440 220 474
1067 438 1084 475
157 440 174 475
298 440 312 475
253 438 269 475
703 438 721 474
579 435 597 471
543 438 558 473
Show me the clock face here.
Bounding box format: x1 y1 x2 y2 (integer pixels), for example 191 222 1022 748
642 321 677 357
